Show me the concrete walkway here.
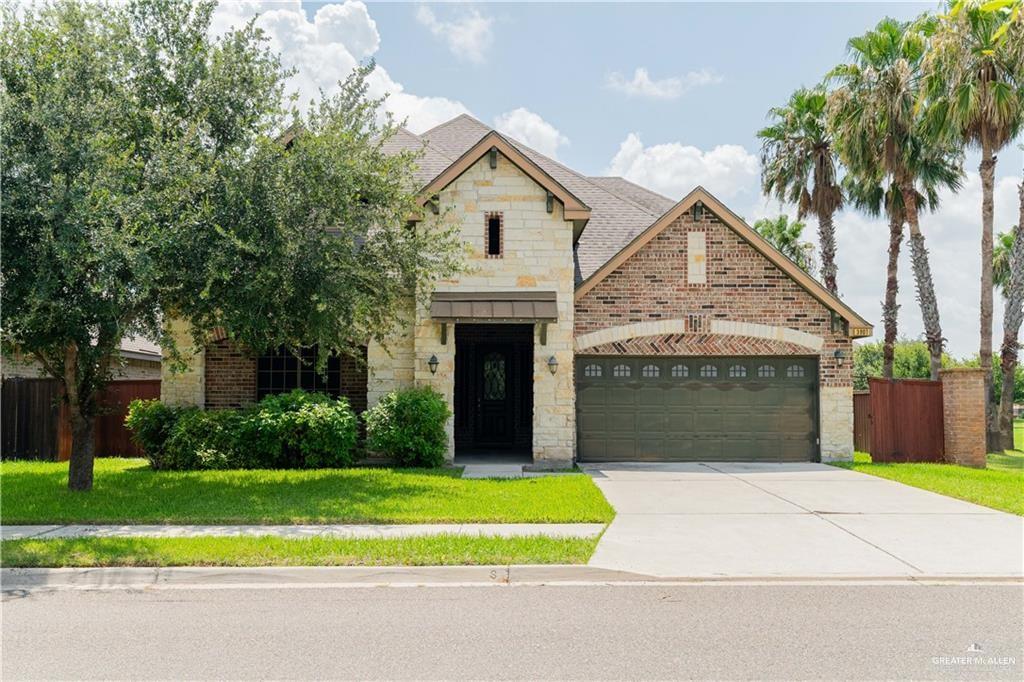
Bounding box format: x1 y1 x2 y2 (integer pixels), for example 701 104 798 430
583 462 1024 578
1 523 606 541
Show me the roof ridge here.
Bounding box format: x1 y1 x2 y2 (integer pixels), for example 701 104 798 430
419 112 488 139
590 175 675 205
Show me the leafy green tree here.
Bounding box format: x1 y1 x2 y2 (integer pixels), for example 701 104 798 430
752 215 816 275
926 0 1024 442
1 0 461 491
852 339 957 390
757 87 843 294
991 183 1024 448
829 17 964 380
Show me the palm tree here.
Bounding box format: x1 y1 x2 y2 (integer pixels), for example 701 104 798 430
843 155 961 378
758 87 844 295
752 215 817 275
926 1 1024 441
829 17 964 379
992 182 1024 449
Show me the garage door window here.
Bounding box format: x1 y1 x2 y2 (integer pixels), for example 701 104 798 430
699 364 717 378
583 364 602 378
728 364 747 378
757 364 776 378
671 364 688 378
786 364 806 378
641 364 660 378
613 364 631 378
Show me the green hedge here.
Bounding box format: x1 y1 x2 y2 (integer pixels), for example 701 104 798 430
126 390 358 470
364 386 451 468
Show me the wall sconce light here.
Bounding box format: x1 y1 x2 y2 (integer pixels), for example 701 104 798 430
833 348 846 367
692 200 703 222
428 354 439 374
489 147 498 169
547 356 558 375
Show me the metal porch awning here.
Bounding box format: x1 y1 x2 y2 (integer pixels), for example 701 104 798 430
429 291 558 323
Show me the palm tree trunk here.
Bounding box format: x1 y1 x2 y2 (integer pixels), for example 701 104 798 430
903 185 943 379
818 211 839 295
882 210 903 378
997 183 1024 451
979 140 997 446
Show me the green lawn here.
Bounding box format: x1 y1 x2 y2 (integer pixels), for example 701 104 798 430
834 451 1024 516
0 458 615 525
0 534 599 568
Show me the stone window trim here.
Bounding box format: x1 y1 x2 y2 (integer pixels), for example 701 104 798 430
485 211 503 258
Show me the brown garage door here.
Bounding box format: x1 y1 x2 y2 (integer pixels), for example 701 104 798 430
576 356 818 463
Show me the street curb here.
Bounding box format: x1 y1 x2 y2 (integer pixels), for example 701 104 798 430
3 565 1022 592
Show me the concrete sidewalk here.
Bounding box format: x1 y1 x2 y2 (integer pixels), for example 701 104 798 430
1 523 606 541
584 462 1024 578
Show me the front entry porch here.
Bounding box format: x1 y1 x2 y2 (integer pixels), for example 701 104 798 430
454 324 534 459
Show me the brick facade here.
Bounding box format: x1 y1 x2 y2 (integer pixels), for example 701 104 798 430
574 209 852 387
203 341 368 413
940 368 986 468
204 340 257 409
574 207 854 461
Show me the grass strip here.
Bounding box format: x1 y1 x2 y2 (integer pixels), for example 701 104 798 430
833 452 1024 516
1 458 615 525
0 534 600 568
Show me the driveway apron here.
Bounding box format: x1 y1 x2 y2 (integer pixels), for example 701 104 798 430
583 462 1024 578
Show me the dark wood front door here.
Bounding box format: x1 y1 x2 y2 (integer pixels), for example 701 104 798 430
474 344 513 444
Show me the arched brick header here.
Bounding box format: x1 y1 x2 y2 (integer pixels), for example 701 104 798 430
574 318 824 353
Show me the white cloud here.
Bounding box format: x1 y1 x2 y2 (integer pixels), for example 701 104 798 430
415 5 494 64
606 133 759 202
210 1 469 132
606 67 722 100
493 108 569 159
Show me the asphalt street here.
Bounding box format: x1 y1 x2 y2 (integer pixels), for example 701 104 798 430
3 583 1023 680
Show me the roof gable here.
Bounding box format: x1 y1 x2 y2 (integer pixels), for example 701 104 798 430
575 186 873 337
416 131 591 222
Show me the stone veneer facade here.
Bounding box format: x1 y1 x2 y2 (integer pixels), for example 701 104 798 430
366 152 576 466
574 208 854 462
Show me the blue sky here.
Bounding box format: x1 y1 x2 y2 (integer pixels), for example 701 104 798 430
214 2 1023 358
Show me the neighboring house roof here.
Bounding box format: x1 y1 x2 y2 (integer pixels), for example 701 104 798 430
575 187 874 337
118 336 161 362
391 114 873 337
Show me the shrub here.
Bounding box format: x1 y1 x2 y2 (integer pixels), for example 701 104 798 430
125 391 358 470
125 400 181 470
364 386 450 468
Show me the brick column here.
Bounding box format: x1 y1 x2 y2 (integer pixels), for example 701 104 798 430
939 368 987 468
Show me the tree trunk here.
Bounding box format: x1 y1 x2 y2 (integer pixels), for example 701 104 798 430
818 210 839 296
67 408 96 492
903 186 943 380
997 183 1024 450
979 141 997 447
62 341 96 492
882 210 903 379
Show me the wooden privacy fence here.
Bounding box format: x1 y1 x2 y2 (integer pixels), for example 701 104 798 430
1 378 160 461
867 377 945 462
853 391 871 452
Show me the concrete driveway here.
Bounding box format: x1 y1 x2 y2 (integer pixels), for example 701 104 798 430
583 462 1024 578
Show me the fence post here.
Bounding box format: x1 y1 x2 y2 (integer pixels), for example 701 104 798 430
939 368 987 468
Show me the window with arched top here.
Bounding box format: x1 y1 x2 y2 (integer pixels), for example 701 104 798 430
613 364 631 378
583 364 602 378
728 364 747 378
641 364 660 378
757 365 776 378
786 364 806 378
699 364 717 378
671 364 689 378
